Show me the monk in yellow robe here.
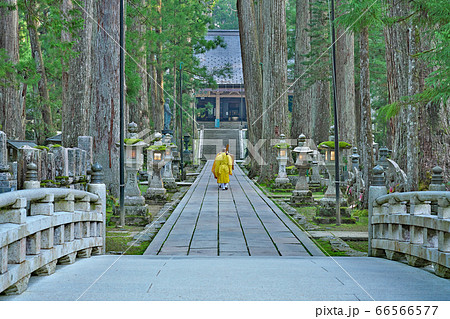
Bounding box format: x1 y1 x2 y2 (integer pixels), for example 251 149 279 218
212 147 233 190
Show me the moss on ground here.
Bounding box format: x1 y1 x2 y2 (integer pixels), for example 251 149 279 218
105 235 150 255
346 241 368 253
313 238 348 256
139 184 148 194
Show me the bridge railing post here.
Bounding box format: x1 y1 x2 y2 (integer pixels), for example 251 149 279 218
87 162 106 254
368 165 387 257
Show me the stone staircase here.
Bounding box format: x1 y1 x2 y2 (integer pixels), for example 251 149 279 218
201 127 242 160
199 121 244 130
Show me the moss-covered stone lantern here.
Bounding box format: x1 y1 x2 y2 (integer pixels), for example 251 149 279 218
291 134 314 206
145 132 167 203
113 122 149 225
274 134 291 188
316 127 351 223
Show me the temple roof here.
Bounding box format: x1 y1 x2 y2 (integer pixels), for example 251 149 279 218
7 140 37 150
197 30 243 85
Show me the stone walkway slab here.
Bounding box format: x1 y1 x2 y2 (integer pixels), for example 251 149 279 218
144 161 323 256
1 255 448 301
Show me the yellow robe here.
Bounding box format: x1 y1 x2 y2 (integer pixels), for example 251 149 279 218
213 152 233 184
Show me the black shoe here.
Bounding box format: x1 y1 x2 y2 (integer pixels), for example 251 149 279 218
225 187 228 190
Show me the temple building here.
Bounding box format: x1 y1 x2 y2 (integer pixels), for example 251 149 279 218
196 30 247 126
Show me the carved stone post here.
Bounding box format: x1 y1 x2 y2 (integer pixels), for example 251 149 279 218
87 162 107 254
368 165 387 256
430 166 445 191
23 163 40 189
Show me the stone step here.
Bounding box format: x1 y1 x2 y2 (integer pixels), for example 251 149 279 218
199 121 245 129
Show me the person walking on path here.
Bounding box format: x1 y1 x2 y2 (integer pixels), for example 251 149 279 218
212 147 233 190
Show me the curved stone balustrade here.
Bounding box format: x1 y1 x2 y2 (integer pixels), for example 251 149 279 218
0 187 106 295
371 191 450 278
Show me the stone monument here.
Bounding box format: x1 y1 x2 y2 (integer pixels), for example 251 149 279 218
163 98 173 135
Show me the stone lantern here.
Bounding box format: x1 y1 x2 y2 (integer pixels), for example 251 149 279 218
378 146 389 169
183 133 192 162
351 147 360 171
317 130 349 222
116 123 149 224
274 134 290 188
161 133 177 190
145 132 167 202
318 143 346 204
172 146 180 181
291 134 314 206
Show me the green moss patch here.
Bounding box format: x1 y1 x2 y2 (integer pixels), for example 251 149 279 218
346 241 368 253
124 138 143 145
34 145 50 151
147 144 167 151
273 143 291 149
318 141 352 149
314 238 348 256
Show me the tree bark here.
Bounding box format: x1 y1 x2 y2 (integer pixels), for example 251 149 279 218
90 0 121 195
311 79 330 143
0 0 25 139
417 31 450 184
335 0 355 146
25 0 53 144
237 0 263 176
62 0 93 147
153 0 164 132
128 0 150 131
384 0 409 159
148 52 158 130
384 0 421 189
406 22 419 191
291 0 313 140
259 0 288 183
253 0 264 61
359 26 373 206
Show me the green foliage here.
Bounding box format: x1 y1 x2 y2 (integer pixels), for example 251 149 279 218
210 0 239 29
336 0 382 32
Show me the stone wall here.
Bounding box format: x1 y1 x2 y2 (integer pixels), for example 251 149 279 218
0 131 93 191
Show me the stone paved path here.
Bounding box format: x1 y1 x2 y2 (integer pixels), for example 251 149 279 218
144 161 322 256
2 256 449 301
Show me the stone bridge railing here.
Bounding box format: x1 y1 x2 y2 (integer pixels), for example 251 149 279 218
371 191 450 278
0 166 106 295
